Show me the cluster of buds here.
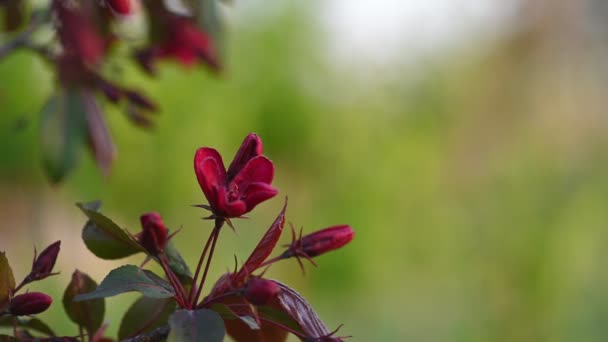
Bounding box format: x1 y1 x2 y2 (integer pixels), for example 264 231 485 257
0 0 222 182
1 241 60 319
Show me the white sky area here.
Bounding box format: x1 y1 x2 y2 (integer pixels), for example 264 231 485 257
321 0 521 66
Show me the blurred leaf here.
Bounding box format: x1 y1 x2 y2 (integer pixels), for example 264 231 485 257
235 200 287 284
0 335 19 342
77 202 144 259
83 93 115 176
63 270 105 336
0 252 15 312
165 240 192 279
168 309 225 342
40 88 88 183
118 296 175 340
74 265 174 301
0 317 55 337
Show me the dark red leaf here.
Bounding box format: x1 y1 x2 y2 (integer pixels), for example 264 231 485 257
273 280 335 340
234 199 287 284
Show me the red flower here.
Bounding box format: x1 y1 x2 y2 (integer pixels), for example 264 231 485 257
244 278 280 306
136 16 218 74
53 0 105 65
282 225 354 266
26 240 61 282
106 0 132 15
194 133 278 219
139 212 168 255
9 292 52 316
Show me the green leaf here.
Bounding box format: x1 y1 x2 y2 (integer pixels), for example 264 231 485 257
40 88 89 183
74 265 174 301
0 316 55 337
63 270 105 336
77 202 144 259
165 241 192 279
168 309 225 342
118 296 176 340
0 252 15 312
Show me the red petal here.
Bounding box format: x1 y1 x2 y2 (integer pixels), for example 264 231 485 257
227 133 263 181
194 148 226 209
216 187 248 218
232 156 274 191
243 182 278 211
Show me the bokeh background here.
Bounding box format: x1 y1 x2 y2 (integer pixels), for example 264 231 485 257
2 0 608 340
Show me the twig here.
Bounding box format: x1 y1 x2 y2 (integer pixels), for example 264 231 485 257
0 10 49 60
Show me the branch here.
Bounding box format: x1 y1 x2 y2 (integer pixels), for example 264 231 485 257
0 10 49 60
121 325 170 342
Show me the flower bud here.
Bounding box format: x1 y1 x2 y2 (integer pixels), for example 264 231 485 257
9 292 52 316
244 278 280 306
28 241 60 281
285 225 354 259
139 212 168 255
106 0 132 15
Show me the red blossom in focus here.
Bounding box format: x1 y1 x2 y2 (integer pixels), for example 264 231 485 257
139 212 168 255
9 292 52 316
244 277 280 306
194 133 278 219
25 240 60 283
281 225 354 269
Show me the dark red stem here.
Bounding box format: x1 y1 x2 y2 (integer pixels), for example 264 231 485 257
188 224 217 304
194 219 223 305
159 255 188 308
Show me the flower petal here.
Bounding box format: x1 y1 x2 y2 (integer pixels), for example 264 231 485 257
227 133 263 181
232 156 274 191
216 187 248 218
242 182 278 211
194 148 227 209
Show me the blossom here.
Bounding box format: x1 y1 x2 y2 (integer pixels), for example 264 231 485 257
136 16 218 74
106 0 132 15
9 292 52 316
244 278 280 306
139 212 168 255
194 133 278 219
281 225 354 264
25 241 60 283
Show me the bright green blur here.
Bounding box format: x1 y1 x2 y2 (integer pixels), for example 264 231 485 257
1 3 608 341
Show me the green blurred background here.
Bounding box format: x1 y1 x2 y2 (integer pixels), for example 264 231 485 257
3 0 608 340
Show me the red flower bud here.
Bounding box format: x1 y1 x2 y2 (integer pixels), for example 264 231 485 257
106 0 132 15
139 212 168 255
9 292 52 316
28 240 61 281
284 225 354 260
244 278 280 306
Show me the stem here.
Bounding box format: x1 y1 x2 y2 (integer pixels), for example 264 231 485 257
194 223 221 305
257 255 284 269
158 256 188 308
188 225 216 304
197 289 241 309
0 10 49 60
258 316 307 339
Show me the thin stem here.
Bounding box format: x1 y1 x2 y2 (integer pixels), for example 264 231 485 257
158 256 188 308
197 289 241 309
188 225 217 304
257 255 284 269
194 219 223 305
259 316 307 339
0 10 49 60
79 325 85 342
